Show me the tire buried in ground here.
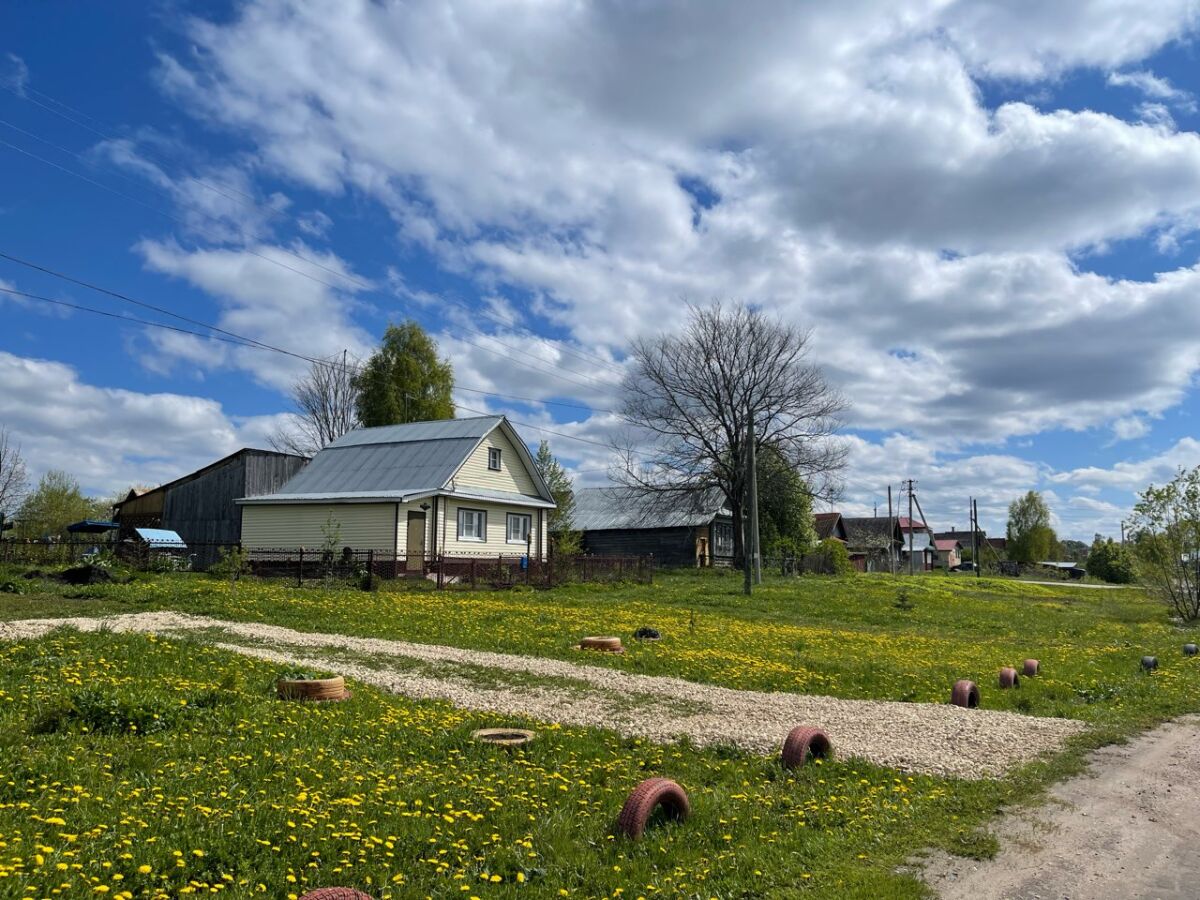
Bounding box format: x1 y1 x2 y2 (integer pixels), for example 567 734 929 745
1022 658 1040 677
616 778 691 839
781 726 832 769
277 676 348 702
1142 655 1159 671
998 667 1019 689
951 679 980 708
472 727 535 748
1184 643 1198 657
579 635 624 652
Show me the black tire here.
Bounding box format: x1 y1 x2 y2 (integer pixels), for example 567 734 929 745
998 667 1019 689
1141 655 1159 671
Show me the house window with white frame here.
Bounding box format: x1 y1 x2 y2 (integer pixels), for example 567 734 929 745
506 512 532 545
488 447 502 471
457 508 487 542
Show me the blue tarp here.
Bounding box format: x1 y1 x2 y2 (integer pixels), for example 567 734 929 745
134 528 187 548
66 520 119 534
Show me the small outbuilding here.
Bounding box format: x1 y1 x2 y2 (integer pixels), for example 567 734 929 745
568 486 733 567
113 448 308 567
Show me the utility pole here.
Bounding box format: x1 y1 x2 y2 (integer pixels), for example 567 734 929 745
1121 520 1126 547
887 484 895 575
973 498 982 578
747 411 761 586
907 479 915 576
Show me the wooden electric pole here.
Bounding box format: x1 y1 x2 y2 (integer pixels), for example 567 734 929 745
748 411 761 586
887 484 895 574
973 498 982 578
906 479 916 575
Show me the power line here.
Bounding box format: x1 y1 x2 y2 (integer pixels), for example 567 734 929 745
0 89 627 378
0 268 614 416
0 286 267 350
0 249 321 363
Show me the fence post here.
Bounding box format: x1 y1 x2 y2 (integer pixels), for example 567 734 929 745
367 549 375 589
437 554 444 590
470 558 477 589
298 547 304 586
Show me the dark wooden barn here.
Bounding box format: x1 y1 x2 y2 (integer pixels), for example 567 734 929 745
569 487 733 567
113 448 307 564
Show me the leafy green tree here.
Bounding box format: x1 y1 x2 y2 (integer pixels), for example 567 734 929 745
16 470 108 539
1006 491 1059 563
755 445 816 556
1130 466 1200 619
1086 535 1135 584
533 441 580 556
353 322 454 427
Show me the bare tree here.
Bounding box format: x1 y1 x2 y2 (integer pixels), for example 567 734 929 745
617 302 847 565
270 354 361 457
0 427 29 519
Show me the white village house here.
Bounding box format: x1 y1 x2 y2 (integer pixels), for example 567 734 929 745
238 416 556 565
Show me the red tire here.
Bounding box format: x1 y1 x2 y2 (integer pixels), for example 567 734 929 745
616 778 690 839
1022 659 1039 677
299 890 375 900
781 726 833 769
951 679 979 708
998 667 1019 689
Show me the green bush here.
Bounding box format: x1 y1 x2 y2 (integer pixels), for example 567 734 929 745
811 537 853 575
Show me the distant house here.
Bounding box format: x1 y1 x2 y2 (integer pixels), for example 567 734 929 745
934 538 962 570
934 529 1007 560
842 516 902 572
898 516 936 571
113 448 308 565
569 486 733 567
238 416 556 564
814 512 848 543
1038 560 1086 580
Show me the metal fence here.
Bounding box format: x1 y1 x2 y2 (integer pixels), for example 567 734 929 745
0 540 654 589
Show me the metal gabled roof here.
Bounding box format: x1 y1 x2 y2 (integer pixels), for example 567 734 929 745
327 416 502 448
569 486 729 531
270 437 477 497
241 415 555 506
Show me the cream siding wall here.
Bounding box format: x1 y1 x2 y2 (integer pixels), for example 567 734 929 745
437 499 547 558
241 503 399 551
451 427 541 497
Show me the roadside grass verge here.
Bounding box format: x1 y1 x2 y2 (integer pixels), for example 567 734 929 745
0 629 1032 899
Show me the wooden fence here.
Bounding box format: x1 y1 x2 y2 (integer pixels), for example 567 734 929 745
0 540 654 589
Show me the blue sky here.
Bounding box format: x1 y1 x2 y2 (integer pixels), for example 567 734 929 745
4 1 1200 540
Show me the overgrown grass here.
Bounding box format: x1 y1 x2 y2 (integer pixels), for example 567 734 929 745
3 567 1200 897
1 630 1018 899
6 566 1197 730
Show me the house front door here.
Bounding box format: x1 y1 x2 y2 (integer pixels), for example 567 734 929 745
406 511 426 571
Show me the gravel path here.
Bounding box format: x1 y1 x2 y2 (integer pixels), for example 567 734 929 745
0 612 1086 779
923 716 1200 898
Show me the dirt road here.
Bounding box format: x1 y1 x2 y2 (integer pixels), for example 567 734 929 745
923 715 1200 899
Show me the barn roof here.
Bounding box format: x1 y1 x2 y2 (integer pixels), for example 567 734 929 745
814 512 845 541
842 516 900 549
569 486 729 531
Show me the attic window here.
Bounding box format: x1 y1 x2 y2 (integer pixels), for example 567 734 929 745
488 447 502 471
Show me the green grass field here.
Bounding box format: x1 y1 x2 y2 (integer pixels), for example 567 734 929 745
0 566 1197 898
